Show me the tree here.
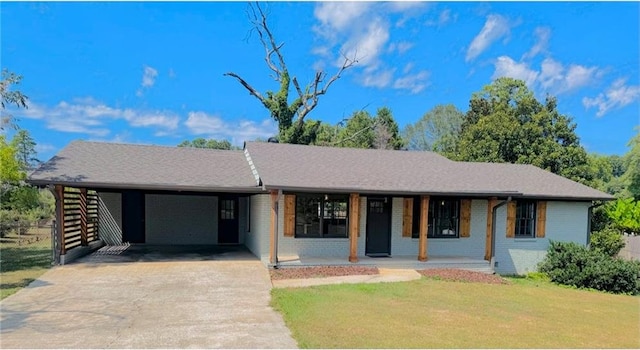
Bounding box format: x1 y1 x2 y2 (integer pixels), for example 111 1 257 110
624 131 640 200
322 107 405 150
177 138 237 150
403 104 464 153
455 77 592 184
10 130 38 171
0 135 23 184
0 69 29 131
224 2 357 144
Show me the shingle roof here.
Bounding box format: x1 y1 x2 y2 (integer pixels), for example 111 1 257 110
28 141 260 192
244 141 613 200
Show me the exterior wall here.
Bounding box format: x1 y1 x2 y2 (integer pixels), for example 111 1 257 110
98 192 123 245
145 194 218 245
493 201 590 275
389 198 487 258
245 194 271 262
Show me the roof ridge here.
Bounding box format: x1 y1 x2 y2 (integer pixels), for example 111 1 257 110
70 140 243 153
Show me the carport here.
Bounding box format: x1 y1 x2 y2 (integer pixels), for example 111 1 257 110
28 141 263 264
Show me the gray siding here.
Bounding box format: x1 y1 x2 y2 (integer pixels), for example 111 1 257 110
98 192 123 245
493 201 590 275
145 194 218 245
245 194 271 262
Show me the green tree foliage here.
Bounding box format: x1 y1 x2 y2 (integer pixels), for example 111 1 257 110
318 108 405 150
590 228 626 258
224 3 356 145
455 78 591 184
605 198 640 235
0 135 24 184
10 129 38 171
403 104 464 153
1 69 29 131
177 138 237 150
624 132 640 200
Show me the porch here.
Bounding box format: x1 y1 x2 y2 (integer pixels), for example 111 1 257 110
276 254 493 273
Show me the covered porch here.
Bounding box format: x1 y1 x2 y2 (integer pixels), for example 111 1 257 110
276 254 493 273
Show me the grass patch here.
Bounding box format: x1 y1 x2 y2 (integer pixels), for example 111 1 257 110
271 277 640 349
0 234 52 300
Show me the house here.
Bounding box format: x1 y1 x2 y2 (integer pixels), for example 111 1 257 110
28 140 613 274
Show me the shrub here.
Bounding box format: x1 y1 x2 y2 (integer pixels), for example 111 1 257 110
539 241 640 295
590 228 626 257
0 209 30 237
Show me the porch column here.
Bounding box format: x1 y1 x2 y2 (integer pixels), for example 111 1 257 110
418 195 430 261
54 185 66 255
269 190 278 265
348 193 360 263
485 197 497 261
79 188 88 246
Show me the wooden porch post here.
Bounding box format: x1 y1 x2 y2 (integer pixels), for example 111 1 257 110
484 197 497 261
79 188 88 246
269 190 278 265
349 193 360 263
55 185 66 255
418 195 430 261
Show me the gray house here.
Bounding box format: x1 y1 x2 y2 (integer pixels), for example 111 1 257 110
28 140 613 274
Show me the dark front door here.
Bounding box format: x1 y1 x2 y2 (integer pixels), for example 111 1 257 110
366 197 391 256
218 196 239 244
122 190 145 243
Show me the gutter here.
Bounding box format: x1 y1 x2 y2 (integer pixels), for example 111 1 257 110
490 196 512 270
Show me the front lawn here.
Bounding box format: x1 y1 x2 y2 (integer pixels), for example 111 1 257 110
0 232 52 300
271 277 640 349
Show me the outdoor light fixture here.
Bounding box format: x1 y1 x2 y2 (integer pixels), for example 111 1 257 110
325 194 329 201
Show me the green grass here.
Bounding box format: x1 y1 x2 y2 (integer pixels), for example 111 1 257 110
0 234 52 300
271 277 640 349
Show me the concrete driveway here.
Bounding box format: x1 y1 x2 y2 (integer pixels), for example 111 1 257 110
0 245 297 349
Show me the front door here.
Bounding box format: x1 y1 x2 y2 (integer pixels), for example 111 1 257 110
218 196 239 244
366 197 391 256
122 190 145 243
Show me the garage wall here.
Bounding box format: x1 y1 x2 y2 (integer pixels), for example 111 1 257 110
98 192 123 245
145 194 218 245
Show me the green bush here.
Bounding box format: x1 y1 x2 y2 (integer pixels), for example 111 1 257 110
590 228 626 257
0 209 30 237
539 241 640 295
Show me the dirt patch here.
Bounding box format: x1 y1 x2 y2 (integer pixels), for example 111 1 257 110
418 268 508 284
270 266 379 280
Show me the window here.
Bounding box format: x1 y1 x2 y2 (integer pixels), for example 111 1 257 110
515 201 536 237
295 194 348 238
220 199 235 219
411 197 460 238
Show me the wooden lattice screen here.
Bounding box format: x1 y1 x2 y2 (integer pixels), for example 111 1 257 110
57 186 100 254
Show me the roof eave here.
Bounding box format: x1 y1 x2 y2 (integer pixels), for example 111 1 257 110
27 179 266 194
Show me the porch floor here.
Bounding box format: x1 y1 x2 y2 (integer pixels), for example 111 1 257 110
276 255 493 273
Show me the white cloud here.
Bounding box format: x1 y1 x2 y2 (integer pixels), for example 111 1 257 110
425 9 455 27
538 58 601 94
338 16 390 68
184 111 277 143
137 65 158 97
522 27 551 60
388 41 414 55
466 14 512 62
18 98 179 136
312 2 429 92
583 78 640 117
492 55 602 95
492 56 539 87
393 70 430 94
360 68 395 88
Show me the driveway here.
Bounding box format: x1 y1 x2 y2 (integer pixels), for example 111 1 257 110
0 245 297 349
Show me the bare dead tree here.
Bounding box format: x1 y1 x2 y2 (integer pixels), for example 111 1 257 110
224 2 357 144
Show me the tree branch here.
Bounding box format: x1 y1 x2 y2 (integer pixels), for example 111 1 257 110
223 72 269 109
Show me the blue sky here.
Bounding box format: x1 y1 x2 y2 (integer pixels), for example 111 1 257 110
2 1 639 162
